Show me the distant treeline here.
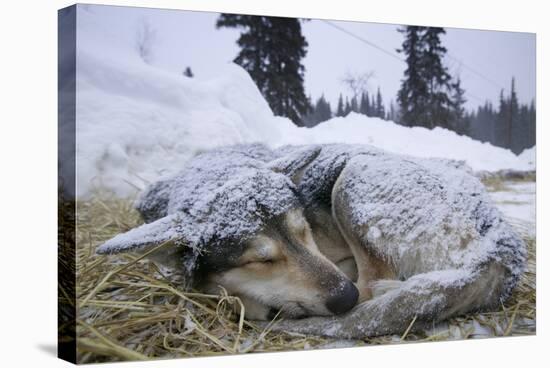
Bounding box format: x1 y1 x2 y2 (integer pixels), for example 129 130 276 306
468 80 536 154
302 89 396 127
303 77 535 154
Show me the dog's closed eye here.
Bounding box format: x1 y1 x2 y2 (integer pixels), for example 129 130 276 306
239 238 283 266
244 258 275 266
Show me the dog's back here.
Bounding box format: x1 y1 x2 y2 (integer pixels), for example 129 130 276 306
270 144 526 338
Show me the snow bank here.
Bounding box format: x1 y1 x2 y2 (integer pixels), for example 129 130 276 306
73 6 535 198
295 114 536 173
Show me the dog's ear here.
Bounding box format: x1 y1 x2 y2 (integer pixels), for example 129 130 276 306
268 146 321 185
96 213 190 270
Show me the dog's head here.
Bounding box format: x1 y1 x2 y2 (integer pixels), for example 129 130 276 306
96 145 358 320
198 207 358 319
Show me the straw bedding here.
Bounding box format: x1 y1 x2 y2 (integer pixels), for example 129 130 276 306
73 184 535 363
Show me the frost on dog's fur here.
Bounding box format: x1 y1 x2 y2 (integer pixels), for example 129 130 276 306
281 144 525 297
97 143 526 338
266 144 526 337
339 150 525 295
97 144 298 278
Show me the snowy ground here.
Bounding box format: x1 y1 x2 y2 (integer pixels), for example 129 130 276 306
62 6 536 199
489 181 536 238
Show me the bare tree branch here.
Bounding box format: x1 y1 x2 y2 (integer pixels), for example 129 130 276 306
341 71 375 99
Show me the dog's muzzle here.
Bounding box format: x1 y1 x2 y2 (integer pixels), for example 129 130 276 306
325 280 359 315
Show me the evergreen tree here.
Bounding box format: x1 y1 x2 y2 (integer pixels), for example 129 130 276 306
397 26 428 127
508 77 519 150
216 14 309 125
375 87 385 119
515 104 530 153
344 97 352 115
495 89 508 147
301 95 315 127
315 95 332 122
421 27 452 129
359 92 369 115
470 101 497 144
469 81 535 153
350 96 358 113
449 76 468 135
528 99 536 148
469 89 535 153
323 99 332 121
302 95 332 127
397 26 452 128
336 94 345 117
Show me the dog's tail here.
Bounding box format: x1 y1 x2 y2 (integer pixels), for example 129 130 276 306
268 259 516 338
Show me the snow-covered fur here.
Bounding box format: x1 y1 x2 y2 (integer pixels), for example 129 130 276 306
96 143 526 338
97 144 299 281
267 144 526 337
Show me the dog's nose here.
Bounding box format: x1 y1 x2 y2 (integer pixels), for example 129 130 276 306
325 280 359 315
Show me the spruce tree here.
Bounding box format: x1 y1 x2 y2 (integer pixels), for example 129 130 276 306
496 89 508 148
314 95 332 123
470 87 535 152
302 95 333 127
322 98 332 121
516 104 529 153
450 77 467 135
350 96 358 113
344 97 352 115
508 77 519 150
301 96 315 127
528 100 536 148
359 92 369 115
421 27 452 129
375 87 385 119
397 26 428 127
216 14 309 125
336 94 345 117
397 26 452 128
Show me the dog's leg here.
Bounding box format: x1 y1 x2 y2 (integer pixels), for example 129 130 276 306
337 232 391 302
331 173 395 302
266 261 508 338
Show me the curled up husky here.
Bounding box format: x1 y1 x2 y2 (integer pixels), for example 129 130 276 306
97 143 526 338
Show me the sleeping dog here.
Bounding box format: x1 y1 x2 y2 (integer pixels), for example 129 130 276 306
97 144 525 337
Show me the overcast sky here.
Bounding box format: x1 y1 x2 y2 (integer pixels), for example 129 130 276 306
85 4 536 112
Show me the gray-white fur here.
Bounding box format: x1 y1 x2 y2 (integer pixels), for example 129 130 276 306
97 143 526 338
97 144 297 280
269 144 525 337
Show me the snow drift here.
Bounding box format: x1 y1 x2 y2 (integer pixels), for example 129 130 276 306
72 7 535 198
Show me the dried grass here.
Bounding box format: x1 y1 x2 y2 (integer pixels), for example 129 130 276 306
75 188 535 363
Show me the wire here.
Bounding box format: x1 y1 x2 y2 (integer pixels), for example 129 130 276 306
464 91 485 103
447 52 505 91
322 19 504 99
321 20 404 63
